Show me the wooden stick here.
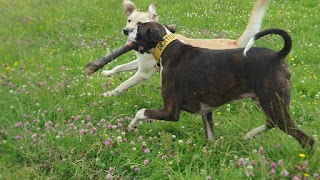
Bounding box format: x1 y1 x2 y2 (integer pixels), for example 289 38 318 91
85 42 137 75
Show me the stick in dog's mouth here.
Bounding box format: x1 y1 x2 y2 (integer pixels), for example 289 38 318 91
127 28 146 53
127 38 145 54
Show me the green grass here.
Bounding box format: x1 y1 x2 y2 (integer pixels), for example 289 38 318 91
0 0 319 179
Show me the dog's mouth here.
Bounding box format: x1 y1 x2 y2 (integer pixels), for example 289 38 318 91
126 29 147 54
126 37 147 54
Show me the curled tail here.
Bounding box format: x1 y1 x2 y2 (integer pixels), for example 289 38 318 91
243 28 292 59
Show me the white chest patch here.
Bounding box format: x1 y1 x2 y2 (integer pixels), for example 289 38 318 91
198 102 215 115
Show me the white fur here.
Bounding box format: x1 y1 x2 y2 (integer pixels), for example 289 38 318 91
244 124 267 139
236 0 268 47
198 102 214 139
243 37 256 56
128 108 147 130
203 114 214 139
128 29 137 43
103 53 156 96
198 102 214 114
159 58 163 84
101 59 138 77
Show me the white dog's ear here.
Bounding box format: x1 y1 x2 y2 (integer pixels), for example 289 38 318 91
123 0 137 16
165 24 177 33
148 3 158 21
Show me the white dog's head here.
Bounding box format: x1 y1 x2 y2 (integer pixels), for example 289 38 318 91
122 0 158 36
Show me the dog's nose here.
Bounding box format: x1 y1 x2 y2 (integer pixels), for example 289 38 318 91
123 29 129 36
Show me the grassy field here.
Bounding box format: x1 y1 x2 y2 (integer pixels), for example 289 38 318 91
0 0 319 179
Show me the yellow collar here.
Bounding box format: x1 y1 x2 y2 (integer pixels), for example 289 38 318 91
152 34 178 62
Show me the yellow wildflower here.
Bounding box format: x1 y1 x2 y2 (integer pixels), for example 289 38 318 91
299 153 306 158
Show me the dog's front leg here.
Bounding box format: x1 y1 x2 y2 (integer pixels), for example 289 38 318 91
128 109 147 130
101 59 139 77
103 57 157 96
103 67 156 97
128 107 180 130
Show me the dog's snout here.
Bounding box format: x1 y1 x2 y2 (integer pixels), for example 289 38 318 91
123 28 134 36
123 29 129 35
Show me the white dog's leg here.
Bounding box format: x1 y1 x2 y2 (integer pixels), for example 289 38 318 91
244 124 267 139
103 69 155 96
101 59 138 77
103 53 156 97
128 109 146 130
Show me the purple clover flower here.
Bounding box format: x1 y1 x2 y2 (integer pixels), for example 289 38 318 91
105 138 112 148
281 170 290 177
143 159 150 166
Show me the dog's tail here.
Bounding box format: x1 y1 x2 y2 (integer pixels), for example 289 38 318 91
243 28 292 59
236 0 269 47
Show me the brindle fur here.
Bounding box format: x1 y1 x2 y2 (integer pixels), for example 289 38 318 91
129 22 314 148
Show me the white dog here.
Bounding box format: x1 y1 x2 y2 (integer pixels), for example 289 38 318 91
102 0 269 97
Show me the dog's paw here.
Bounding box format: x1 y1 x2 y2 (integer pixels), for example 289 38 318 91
244 125 267 140
244 130 263 140
244 132 257 140
101 70 114 77
128 121 141 131
102 91 118 97
127 125 135 131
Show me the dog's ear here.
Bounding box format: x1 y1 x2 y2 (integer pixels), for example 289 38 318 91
165 24 177 33
146 28 163 42
123 0 136 16
148 3 158 21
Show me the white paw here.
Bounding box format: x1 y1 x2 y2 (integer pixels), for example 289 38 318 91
244 132 256 140
101 70 114 77
128 121 142 131
127 124 135 131
244 125 267 140
103 91 117 97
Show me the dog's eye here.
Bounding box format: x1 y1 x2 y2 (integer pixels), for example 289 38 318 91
128 19 131 23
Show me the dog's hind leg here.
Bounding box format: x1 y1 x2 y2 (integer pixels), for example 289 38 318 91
202 112 214 139
258 93 314 148
101 59 139 77
244 122 273 140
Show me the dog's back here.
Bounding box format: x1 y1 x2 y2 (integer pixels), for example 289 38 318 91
160 29 292 110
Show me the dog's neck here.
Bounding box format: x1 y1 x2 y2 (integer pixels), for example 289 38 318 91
152 34 178 62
